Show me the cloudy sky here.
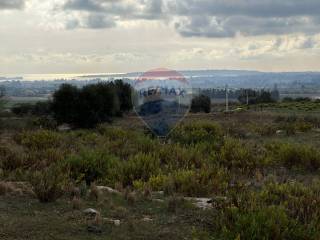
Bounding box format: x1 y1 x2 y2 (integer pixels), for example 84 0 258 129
1 0 320 74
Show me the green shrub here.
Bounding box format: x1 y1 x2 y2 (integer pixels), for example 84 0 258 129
23 148 68 171
219 138 262 171
147 174 170 191
170 121 223 146
158 143 208 170
191 95 211 113
29 163 69 203
65 149 120 185
16 130 62 150
161 167 229 197
121 153 161 186
0 146 24 171
270 143 320 170
260 182 320 225
220 206 308 240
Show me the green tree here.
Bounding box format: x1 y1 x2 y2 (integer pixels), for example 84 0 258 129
76 82 120 128
114 80 133 113
191 95 211 113
51 84 79 125
51 81 131 128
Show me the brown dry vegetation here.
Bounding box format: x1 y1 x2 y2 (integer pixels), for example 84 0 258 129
1 107 320 239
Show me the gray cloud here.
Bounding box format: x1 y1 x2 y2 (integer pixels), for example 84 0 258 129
61 0 320 38
86 14 116 29
171 0 320 38
63 0 165 20
168 0 320 18
64 0 103 12
0 0 25 10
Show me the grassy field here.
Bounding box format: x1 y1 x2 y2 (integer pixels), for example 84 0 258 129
1 104 320 239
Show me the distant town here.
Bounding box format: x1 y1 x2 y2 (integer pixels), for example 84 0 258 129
1 70 320 102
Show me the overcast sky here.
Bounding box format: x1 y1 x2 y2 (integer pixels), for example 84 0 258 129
1 0 320 74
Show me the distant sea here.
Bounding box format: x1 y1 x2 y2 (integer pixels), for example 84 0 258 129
2 73 124 81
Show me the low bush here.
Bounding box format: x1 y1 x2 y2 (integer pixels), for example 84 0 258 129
121 153 161 186
65 149 120 185
268 143 320 171
0 146 24 171
169 121 223 146
29 163 69 203
220 206 309 240
259 181 320 225
219 138 263 172
16 130 62 150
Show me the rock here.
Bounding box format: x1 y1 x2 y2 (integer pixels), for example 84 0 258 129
276 130 284 135
142 217 153 222
114 220 121 226
85 209 103 233
57 124 71 132
103 218 121 226
97 186 121 195
83 208 99 216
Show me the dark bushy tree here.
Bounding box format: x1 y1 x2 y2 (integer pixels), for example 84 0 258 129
51 84 79 124
115 80 133 113
76 83 120 128
51 80 132 128
191 95 211 113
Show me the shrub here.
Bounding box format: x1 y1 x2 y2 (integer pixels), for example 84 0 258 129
23 148 67 171
121 153 161 186
191 95 211 113
29 163 69 203
158 167 229 197
16 130 62 150
170 121 223 146
65 149 120 185
12 103 34 116
219 138 262 171
0 146 24 171
33 117 58 130
270 143 320 171
147 174 170 191
158 143 207 170
259 182 320 225
220 206 308 240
